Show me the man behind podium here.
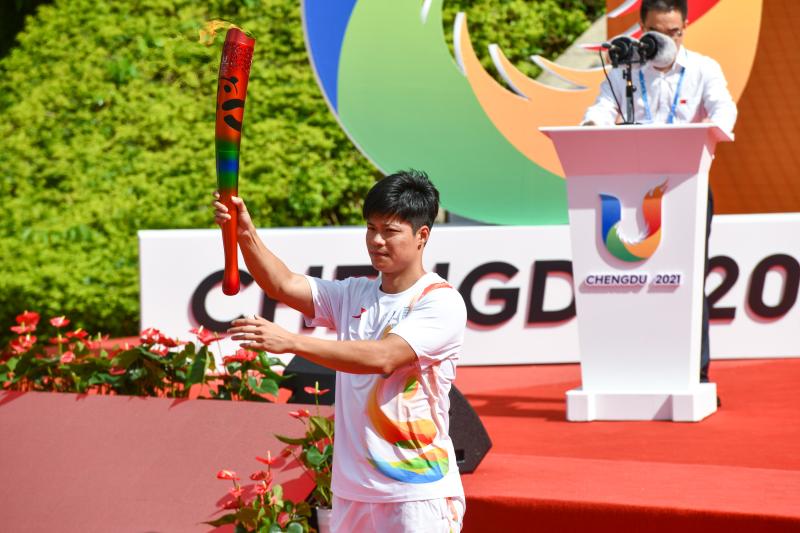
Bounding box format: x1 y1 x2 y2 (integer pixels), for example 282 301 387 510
582 0 737 387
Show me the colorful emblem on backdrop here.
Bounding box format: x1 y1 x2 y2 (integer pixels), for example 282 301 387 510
600 181 667 263
301 0 761 225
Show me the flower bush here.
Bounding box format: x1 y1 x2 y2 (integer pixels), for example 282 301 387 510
0 311 285 400
275 382 333 509
207 454 313 532
207 383 334 533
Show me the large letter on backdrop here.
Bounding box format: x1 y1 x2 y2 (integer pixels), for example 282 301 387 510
215 28 255 296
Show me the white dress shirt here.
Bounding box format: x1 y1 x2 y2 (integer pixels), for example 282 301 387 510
583 46 738 133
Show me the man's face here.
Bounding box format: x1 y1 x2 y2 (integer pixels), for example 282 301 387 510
365 214 428 275
641 9 687 50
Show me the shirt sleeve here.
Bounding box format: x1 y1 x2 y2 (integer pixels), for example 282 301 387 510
304 275 349 330
582 71 623 126
701 56 738 134
390 287 467 369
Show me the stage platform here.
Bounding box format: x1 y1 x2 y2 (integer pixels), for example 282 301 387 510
1 358 797 532
456 358 800 533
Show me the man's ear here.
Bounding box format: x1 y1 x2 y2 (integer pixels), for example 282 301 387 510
417 225 430 248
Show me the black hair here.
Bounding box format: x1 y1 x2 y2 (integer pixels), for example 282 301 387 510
641 0 688 21
362 169 440 232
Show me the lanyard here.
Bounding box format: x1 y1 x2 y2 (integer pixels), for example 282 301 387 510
639 66 686 124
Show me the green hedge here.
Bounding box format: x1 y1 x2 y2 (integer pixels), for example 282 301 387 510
0 0 602 343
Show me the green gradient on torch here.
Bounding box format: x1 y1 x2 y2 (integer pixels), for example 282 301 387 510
216 147 240 190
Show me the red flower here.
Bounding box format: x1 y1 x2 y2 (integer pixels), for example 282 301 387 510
254 482 269 496
304 383 331 396
222 348 257 365
10 335 37 355
190 326 223 346
60 351 76 364
236 348 257 361
65 328 89 340
49 336 68 345
221 499 239 510
139 327 163 345
49 316 70 328
281 446 295 458
108 341 133 358
216 469 239 480
277 511 290 528
15 311 40 326
255 451 276 466
228 486 243 498
289 408 311 419
150 346 169 357
108 367 126 376
159 336 182 348
85 334 109 350
250 470 273 483
10 324 35 334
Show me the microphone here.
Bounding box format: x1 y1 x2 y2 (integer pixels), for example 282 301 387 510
639 31 677 69
602 36 639 67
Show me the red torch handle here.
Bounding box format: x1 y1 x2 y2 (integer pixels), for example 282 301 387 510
220 190 240 296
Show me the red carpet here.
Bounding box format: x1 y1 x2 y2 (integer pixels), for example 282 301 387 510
455 359 800 532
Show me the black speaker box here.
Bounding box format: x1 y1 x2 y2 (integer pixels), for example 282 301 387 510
283 358 492 473
284 356 336 405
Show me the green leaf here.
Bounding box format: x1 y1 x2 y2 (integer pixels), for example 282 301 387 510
247 375 279 396
275 435 306 446
305 446 325 467
272 484 283 503
112 349 140 369
12 353 33 376
286 522 304 533
203 514 238 527
237 507 260 529
187 346 208 387
309 416 334 439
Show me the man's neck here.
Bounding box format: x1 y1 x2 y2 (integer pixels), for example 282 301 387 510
380 265 426 294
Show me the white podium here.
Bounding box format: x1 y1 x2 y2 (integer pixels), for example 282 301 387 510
541 124 733 422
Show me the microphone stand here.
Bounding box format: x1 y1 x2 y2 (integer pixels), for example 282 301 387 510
622 61 636 125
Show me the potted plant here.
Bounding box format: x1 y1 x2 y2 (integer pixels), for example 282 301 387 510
207 453 313 532
275 382 333 532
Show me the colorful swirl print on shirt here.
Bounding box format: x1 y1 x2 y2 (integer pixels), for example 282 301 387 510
366 369 449 483
365 282 453 483
600 181 667 263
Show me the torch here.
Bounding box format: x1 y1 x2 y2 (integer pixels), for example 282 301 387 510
215 28 255 295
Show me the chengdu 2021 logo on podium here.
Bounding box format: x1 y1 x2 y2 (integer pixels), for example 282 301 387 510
301 0 761 225
600 181 666 263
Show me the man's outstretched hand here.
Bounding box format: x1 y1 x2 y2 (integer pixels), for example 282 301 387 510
228 315 296 354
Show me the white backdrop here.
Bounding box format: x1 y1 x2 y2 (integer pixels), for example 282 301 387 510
139 213 800 366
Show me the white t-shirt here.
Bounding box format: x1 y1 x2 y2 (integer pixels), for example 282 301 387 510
304 272 467 503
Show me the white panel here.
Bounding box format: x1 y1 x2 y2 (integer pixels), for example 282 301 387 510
139 213 800 366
